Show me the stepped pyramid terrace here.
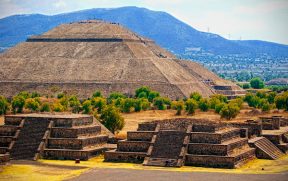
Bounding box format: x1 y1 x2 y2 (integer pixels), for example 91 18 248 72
0 113 113 164
0 20 245 99
105 117 288 168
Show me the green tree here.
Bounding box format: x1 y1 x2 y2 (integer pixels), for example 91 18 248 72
31 92 41 98
250 77 264 89
209 97 221 109
108 92 126 104
12 96 25 113
141 98 150 111
57 93 65 99
82 100 92 114
267 92 277 104
91 97 107 113
190 92 202 101
274 92 288 110
92 91 103 98
100 105 125 134
69 96 81 113
198 98 209 112
120 98 134 113
138 92 148 99
153 97 170 110
185 99 198 115
18 91 30 99
148 91 160 102
219 103 240 120
40 102 51 112
261 100 271 112
242 83 250 89
215 102 226 113
0 96 9 115
52 102 64 112
210 94 228 103
25 98 40 112
172 100 185 115
134 99 143 112
135 86 151 98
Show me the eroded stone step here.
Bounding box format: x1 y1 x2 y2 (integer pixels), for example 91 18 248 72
104 149 146 162
117 140 150 152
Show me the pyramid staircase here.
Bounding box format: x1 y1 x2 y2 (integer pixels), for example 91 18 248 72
143 126 191 167
104 123 159 163
0 114 110 163
249 137 284 160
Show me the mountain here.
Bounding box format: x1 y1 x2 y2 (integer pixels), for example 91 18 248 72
0 6 288 58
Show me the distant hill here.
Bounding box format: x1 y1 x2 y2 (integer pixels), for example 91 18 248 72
1 6 288 58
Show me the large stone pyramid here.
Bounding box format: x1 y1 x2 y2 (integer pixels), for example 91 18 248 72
0 20 244 99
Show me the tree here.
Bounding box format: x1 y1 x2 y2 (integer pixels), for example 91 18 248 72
261 101 271 112
100 105 125 134
92 91 102 98
0 96 9 115
52 102 64 112
17 91 30 99
250 77 264 89
31 92 41 98
134 99 143 112
69 95 81 113
198 98 209 112
172 100 185 115
185 99 198 115
148 91 160 102
229 98 244 108
242 83 250 89
57 93 65 99
59 96 69 111
120 98 134 113
210 94 228 103
209 97 221 109
190 92 202 101
138 92 148 99
91 97 107 113
267 92 277 104
25 98 40 112
12 96 25 113
40 102 51 112
215 102 226 113
274 93 288 111
108 92 126 104
219 103 240 120
141 98 150 111
135 86 151 98
82 100 92 114
153 97 170 110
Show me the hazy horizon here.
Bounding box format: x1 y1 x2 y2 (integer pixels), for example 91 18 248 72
0 0 287 45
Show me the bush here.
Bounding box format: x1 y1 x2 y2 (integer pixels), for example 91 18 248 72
219 103 240 120
138 92 148 99
172 100 185 115
141 98 150 111
0 96 9 115
229 98 244 108
100 105 125 134
250 77 264 89
108 92 126 103
215 102 226 113
209 97 221 109
59 96 69 111
153 97 170 110
120 98 134 113
148 91 160 102
12 96 25 113
198 98 209 112
261 101 271 112
210 94 228 103
135 86 151 98
242 83 250 89
57 93 65 99
52 102 64 112
134 99 143 112
274 92 288 110
185 99 198 115
267 92 277 104
18 91 30 99
82 100 92 114
92 91 102 98
190 92 202 101
40 103 51 112
256 91 267 99
69 96 81 113
25 98 40 112
91 97 107 113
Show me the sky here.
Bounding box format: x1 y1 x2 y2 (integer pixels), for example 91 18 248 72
0 0 287 44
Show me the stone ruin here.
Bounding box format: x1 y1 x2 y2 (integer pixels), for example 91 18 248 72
0 114 112 164
105 117 288 168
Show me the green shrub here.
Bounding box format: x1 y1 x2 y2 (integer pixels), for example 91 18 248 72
215 103 226 113
120 98 134 113
190 92 202 101
0 96 9 115
52 102 64 112
57 93 65 99
17 91 30 99
198 98 209 112
91 97 107 113
229 98 244 108
210 94 228 103
69 95 81 113
25 98 40 112
40 103 51 112
172 100 185 115
134 99 143 112
92 91 102 98
185 99 198 115
153 97 170 110
12 96 25 113
148 91 160 102
267 92 277 104
100 105 125 134
219 103 240 120
242 83 250 89
138 92 147 99
141 98 150 111
135 86 151 98
108 92 126 104
209 97 221 109
82 100 92 114
250 77 264 89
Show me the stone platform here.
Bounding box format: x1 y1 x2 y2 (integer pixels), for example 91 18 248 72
0 113 111 164
105 119 255 168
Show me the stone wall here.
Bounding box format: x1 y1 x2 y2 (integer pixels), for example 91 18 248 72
127 131 155 141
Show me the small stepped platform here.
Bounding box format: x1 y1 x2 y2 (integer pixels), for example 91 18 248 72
249 137 284 160
262 126 288 153
0 114 111 162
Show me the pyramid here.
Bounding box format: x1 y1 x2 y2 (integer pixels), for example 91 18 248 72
0 20 245 99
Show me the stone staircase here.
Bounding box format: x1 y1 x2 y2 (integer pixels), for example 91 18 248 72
249 137 284 160
104 123 159 163
185 126 255 168
0 114 110 163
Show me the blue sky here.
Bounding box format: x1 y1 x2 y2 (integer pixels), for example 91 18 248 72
0 0 287 44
